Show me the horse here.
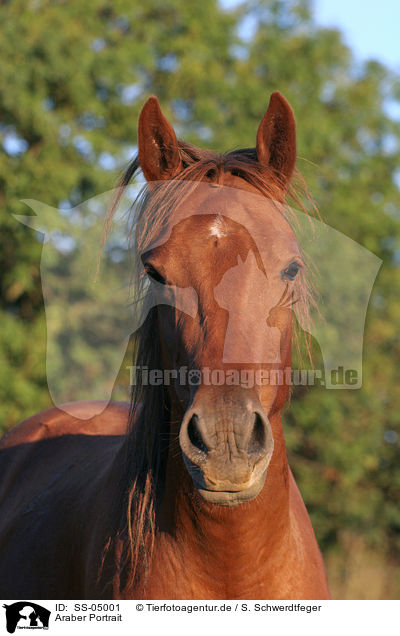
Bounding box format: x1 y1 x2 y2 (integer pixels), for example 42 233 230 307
0 92 330 599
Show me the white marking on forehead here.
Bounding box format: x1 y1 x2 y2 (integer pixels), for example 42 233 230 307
209 215 229 238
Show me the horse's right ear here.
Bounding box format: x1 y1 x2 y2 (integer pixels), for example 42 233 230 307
256 92 296 187
138 97 182 182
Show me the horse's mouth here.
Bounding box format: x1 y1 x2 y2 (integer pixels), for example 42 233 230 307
192 470 268 506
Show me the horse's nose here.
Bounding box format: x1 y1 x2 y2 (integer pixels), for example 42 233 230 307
182 410 269 462
179 398 274 504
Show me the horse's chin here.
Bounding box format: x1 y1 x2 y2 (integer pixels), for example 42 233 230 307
193 470 268 506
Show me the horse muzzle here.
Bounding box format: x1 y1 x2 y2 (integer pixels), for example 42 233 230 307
179 394 274 506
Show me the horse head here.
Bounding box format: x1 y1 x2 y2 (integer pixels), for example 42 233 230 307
135 94 302 506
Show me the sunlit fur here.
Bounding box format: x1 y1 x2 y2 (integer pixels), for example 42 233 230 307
102 142 317 595
0 97 330 600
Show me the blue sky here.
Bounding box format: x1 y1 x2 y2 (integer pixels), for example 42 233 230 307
314 0 400 71
221 0 400 72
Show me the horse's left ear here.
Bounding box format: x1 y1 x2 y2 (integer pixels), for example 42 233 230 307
138 96 182 182
256 92 296 186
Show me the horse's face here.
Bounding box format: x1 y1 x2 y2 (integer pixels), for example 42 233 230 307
138 94 298 506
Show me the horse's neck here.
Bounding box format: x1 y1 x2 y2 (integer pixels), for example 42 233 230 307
149 410 292 597
178 416 291 553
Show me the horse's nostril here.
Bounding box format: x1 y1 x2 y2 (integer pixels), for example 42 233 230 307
187 414 208 454
248 412 266 455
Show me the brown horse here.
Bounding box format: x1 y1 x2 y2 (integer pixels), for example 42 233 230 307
0 93 330 599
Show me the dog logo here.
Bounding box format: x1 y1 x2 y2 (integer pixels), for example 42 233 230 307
3 602 50 633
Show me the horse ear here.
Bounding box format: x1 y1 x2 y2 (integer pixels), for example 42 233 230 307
138 97 182 182
256 92 296 186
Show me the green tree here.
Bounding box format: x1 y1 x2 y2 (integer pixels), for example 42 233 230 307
0 0 238 427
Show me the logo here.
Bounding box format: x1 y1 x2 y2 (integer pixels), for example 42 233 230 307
3 603 50 633
15 183 382 413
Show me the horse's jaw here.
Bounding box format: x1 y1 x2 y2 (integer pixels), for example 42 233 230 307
193 467 269 506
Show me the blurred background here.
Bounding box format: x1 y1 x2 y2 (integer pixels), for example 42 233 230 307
0 0 399 599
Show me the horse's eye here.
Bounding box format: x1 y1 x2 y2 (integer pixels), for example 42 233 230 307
281 262 301 281
144 263 166 285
